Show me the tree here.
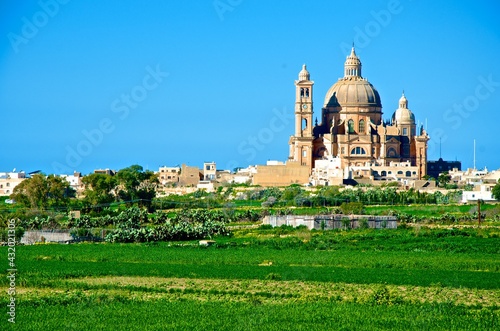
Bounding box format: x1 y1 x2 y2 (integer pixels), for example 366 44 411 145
82 173 118 206
115 165 158 206
492 179 500 200
10 174 74 209
281 185 304 205
437 171 451 188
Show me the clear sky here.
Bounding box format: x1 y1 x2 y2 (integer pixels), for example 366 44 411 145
1 0 499 175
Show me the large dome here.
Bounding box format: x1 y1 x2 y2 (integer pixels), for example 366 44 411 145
324 78 382 108
323 47 382 108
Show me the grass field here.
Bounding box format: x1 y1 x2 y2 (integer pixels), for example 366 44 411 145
365 203 498 217
1 227 499 330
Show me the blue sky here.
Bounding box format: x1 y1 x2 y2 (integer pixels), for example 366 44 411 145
1 0 499 175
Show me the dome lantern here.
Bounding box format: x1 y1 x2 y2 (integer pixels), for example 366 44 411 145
399 91 408 109
392 92 415 125
344 47 362 78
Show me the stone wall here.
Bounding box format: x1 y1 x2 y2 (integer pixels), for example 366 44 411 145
253 162 310 187
263 214 397 230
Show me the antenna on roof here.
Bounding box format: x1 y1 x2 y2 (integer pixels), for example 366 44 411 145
439 137 442 159
473 139 476 170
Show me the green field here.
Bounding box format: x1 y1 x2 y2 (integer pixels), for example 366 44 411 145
1 227 499 330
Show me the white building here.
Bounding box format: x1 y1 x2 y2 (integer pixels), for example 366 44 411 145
60 172 83 194
203 162 217 181
462 184 497 203
310 156 344 186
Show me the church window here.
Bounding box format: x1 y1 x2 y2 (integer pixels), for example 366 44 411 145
359 119 365 133
302 118 307 131
341 147 345 155
348 120 355 133
387 148 397 158
300 88 304 97
302 150 307 157
351 147 366 155
305 88 309 97
403 128 408 135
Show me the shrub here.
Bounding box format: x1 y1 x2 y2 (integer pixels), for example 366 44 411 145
265 273 282 281
340 202 364 215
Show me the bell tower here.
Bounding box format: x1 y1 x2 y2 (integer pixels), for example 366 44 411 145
289 64 314 168
415 126 430 179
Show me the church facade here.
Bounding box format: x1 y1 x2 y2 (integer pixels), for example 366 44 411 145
288 47 430 182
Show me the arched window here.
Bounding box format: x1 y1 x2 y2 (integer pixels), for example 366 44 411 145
348 119 355 133
305 88 309 97
406 171 412 177
300 88 304 97
397 171 403 175
350 147 366 155
381 171 387 176
302 118 307 131
387 148 397 158
358 119 365 133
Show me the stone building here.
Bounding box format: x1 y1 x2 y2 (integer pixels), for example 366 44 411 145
289 47 430 180
178 164 202 186
0 171 26 196
158 166 181 185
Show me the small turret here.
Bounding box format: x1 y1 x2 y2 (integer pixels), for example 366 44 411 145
298 64 310 81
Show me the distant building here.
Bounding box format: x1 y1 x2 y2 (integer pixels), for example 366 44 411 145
254 47 430 187
60 172 83 195
203 162 217 181
94 169 116 176
310 156 343 186
462 184 497 203
178 164 202 186
371 161 419 182
289 47 429 178
0 171 27 196
157 166 180 185
426 158 461 179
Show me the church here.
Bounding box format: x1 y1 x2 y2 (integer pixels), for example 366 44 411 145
254 47 430 186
